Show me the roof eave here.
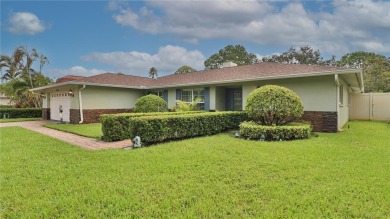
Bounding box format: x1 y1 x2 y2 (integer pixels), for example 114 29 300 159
147 69 361 89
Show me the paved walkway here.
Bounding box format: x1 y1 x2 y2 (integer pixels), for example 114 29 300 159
0 120 133 150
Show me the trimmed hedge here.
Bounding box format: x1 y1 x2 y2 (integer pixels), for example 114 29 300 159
239 121 311 141
0 108 41 119
245 85 304 126
101 111 248 144
100 111 206 141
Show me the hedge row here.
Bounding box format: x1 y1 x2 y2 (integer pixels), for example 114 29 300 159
0 108 41 119
239 121 311 141
100 111 206 141
101 111 248 144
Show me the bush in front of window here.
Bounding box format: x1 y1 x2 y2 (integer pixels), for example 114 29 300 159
245 85 304 126
134 94 168 113
174 98 203 111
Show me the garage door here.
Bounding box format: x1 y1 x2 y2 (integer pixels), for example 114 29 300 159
50 92 71 122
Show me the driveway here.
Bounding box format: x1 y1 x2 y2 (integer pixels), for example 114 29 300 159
0 120 132 150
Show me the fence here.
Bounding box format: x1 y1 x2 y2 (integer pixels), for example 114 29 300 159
350 93 390 121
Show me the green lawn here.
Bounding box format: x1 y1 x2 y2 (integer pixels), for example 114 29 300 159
43 123 102 138
0 117 41 123
1 121 389 218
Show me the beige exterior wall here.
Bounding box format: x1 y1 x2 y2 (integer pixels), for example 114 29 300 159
242 75 337 112
80 86 145 109
338 77 350 128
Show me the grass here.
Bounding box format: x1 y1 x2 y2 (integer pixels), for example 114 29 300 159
43 123 102 139
0 117 41 123
1 121 389 218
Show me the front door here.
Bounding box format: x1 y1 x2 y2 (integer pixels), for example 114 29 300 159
226 88 242 111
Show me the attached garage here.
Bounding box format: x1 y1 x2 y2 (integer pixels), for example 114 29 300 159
50 92 71 122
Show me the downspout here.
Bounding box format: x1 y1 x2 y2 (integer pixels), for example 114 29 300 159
335 74 340 130
78 84 86 124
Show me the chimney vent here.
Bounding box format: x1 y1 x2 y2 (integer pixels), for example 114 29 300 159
222 61 238 68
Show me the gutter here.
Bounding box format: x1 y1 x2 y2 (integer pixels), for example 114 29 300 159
78 84 86 124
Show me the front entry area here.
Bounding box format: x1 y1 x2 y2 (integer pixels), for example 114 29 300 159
226 88 242 111
50 92 71 122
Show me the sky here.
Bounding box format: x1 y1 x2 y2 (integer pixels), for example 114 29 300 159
1 0 390 80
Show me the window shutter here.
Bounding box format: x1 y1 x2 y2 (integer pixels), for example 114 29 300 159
163 90 168 102
176 89 181 100
204 87 210 111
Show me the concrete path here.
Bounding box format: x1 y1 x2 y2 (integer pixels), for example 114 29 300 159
0 120 132 150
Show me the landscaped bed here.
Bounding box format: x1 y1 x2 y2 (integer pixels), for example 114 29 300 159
0 121 389 218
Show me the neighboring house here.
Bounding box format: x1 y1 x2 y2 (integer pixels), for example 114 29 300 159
0 93 11 105
31 62 363 132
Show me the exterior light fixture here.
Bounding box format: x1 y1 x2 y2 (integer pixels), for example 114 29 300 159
68 89 74 97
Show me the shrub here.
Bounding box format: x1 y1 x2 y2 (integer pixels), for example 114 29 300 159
245 85 304 126
173 98 203 112
101 111 248 143
0 105 12 108
100 111 205 141
239 121 311 141
134 94 168 113
0 108 41 119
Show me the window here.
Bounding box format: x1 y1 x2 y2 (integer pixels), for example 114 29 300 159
339 84 344 105
149 90 163 98
181 89 204 110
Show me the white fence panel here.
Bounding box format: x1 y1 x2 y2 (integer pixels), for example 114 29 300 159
350 93 390 121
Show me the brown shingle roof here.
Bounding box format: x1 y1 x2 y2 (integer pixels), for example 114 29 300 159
34 62 358 91
56 75 86 83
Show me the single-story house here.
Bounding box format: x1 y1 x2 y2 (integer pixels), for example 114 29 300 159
31 62 363 132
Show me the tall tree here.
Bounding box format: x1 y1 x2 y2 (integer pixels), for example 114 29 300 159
262 46 327 65
0 45 51 107
204 45 258 70
0 47 25 81
174 65 197 74
338 52 390 92
149 67 158 79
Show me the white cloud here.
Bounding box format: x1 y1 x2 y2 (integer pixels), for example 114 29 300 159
8 12 46 35
81 45 206 76
111 0 390 55
46 66 107 79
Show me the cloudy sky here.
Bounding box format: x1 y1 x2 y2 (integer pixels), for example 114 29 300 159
1 0 390 80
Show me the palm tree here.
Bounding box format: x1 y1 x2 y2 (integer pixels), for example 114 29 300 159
149 67 158 79
0 45 51 107
0 47 25 81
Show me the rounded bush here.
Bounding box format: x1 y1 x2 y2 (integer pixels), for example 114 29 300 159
245 85 304 126
134 94 168 113
239 121 311 141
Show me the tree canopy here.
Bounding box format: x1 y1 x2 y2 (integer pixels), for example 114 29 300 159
149 67 158 79
204 45 258 70
337 52 390 92
0 45 52 108
175 65 197 74
262 46 330 65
